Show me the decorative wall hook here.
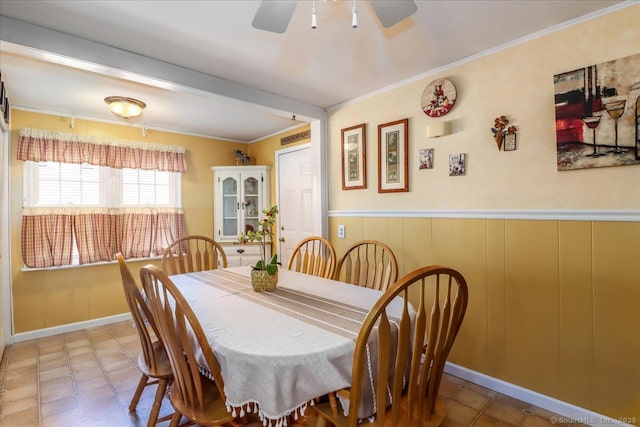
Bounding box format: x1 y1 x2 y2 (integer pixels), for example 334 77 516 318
491 115 517 150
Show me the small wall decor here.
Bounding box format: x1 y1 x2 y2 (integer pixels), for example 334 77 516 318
3 98 10 125
378 118 409 193
421 78 457 118
0 72 9 125
341 123 366 190
448 153 466 176
491 115 517 150
281 129 310 145
0 81 5 113
554 52 640 170
419 148 434 170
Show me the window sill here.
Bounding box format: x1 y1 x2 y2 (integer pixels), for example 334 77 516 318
21 255 162 272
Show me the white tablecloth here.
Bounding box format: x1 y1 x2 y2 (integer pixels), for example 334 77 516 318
170 266 400 426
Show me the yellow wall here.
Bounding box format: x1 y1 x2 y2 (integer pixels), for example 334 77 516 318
9 110 246 333
325 6 640 422
327 6 640 210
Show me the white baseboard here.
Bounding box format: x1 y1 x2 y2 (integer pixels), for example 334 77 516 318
11 312 132 343
445 363 633 427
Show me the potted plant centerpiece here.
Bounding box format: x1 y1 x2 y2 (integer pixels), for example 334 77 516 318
235 204 279 291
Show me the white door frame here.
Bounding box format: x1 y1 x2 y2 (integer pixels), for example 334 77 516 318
312 118 329 238
0 122 12 349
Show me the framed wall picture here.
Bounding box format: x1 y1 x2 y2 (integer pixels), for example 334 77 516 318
341 123 366 190
378 118 409 193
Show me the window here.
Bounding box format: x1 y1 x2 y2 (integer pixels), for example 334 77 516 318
24 161 181 208
22 160 184 268
18 128 188 269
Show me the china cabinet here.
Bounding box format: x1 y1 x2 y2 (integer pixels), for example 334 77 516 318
211 165 271 266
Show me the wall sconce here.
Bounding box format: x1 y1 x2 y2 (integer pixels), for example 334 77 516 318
426 121 451 138
104 96 146 119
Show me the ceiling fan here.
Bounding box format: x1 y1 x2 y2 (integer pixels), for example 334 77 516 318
252 0 418 34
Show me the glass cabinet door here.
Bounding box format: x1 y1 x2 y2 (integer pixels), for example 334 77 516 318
213 166 270 243
243 176 259 233
222 176 239 237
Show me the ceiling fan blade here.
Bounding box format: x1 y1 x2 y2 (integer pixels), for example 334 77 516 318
252 0 298 34
369 0 418 28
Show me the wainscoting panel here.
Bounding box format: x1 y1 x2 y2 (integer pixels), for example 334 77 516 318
558 221 593 408
592 222 640 417
328 213 639 422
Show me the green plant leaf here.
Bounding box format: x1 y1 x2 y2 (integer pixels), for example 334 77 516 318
266 263 278 275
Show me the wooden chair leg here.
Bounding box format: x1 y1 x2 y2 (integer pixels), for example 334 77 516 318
129 374 149 411
146 377 169 427
169 410 182 427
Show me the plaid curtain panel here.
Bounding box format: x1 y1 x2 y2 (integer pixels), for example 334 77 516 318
74 213 116 264
22 214 74 268
22 209 186 268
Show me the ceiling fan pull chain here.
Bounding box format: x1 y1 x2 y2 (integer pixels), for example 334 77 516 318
352 0 358 28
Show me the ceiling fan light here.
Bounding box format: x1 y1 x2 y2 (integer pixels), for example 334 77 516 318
352 5 358 28
311 7 317 29
104 96 146 119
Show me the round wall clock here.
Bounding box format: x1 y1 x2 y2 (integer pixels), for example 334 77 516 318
421 78 457 118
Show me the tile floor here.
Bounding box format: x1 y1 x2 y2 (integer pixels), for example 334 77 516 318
0 320 576 427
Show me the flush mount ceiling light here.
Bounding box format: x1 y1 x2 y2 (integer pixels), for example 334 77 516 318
253 0 417 33
104 96 146 119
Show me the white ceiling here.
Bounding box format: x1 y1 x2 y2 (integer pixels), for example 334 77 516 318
0 0 629 142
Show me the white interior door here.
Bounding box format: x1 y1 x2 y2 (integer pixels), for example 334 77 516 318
276 144 317 266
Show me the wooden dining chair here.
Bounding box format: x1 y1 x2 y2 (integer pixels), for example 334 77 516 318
334 240 399 291
315 265 469 427
139 264 239 427
161 235 227 275
286 236 337 279
116 253 173 427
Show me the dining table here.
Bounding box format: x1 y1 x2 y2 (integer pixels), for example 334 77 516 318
168 265 408 427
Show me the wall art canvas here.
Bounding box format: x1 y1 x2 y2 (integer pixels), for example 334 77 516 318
419 148 434 170
554 53 640 171
449 153 466 176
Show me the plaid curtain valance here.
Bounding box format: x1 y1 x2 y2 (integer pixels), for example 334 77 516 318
17 128 187 173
